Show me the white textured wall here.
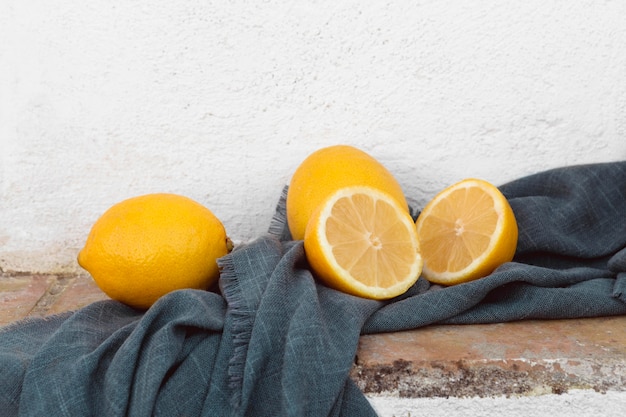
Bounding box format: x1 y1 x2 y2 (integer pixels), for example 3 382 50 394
369 390 626 417
1 0 626 273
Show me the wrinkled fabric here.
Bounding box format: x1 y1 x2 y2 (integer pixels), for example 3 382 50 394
1 161 625 416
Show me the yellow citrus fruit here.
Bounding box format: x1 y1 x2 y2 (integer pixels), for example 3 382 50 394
286 145 409 240
304 186 422 300
415 179 518 285
77 193 233 309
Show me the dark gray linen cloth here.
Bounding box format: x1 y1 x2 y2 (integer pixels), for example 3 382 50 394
1 161 625 416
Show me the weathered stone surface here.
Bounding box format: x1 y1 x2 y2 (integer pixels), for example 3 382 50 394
352 317 626 397
0 275 52 326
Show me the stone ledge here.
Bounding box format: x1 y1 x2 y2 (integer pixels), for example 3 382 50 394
1 273 625 399
352 317 626 398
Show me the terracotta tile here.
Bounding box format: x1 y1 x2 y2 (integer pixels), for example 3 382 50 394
0 275 52 326
47 275 109 315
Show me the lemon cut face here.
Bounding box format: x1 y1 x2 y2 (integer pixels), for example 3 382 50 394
304 186 422 300
415 179 518 285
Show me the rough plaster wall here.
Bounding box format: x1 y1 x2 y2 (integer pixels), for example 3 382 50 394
368 390 626 417
1 0 626 273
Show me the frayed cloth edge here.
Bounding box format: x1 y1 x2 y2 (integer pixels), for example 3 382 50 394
217 253 253 410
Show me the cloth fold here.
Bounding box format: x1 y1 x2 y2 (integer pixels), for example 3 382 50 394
1 161 625 416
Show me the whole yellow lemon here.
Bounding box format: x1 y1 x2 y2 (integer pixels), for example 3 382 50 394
77 193 233 309
286 145 409 240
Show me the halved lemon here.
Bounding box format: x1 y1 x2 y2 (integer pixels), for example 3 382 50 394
286 145 409 241
415 178 518 285
304 186 423 300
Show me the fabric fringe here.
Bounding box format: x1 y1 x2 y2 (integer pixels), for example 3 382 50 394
267 185 292 241
217 252 253 410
